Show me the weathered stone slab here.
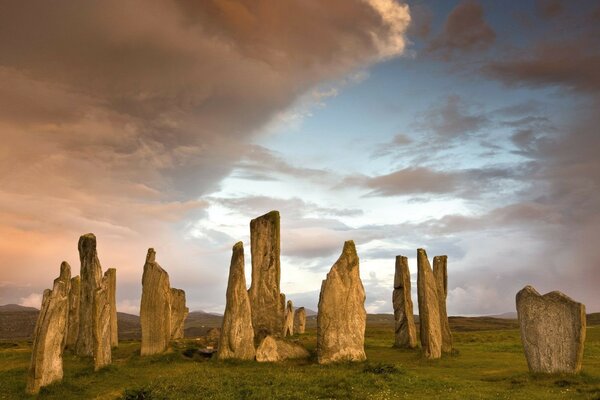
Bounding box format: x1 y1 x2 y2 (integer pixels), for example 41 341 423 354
140 248 172 356
393 255 417 349
104 268 118 348
66 275 80 349
317 241 366 364
282 300 294 337
248 211 281 341
26 262 71 395
217 242 255 360
93 273 111 371
76 233 103 356
294 307 306 334
417 248 441 359
170 288 189 340
255 335 310 362
516 285 586 374
433 255 452 353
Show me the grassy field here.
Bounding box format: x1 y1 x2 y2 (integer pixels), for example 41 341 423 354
1 324 599 399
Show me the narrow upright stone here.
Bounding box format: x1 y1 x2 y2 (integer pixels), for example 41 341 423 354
93 273 111 371
65 275 80 349
76 233 103 356
516 286 586 374
317 241 366 364
433 256 452 353
248 211 281 340
104 268 118 348
140 249 172 356
294 307 306 334
417 248 442 359
217 242 255 360
170 288 189 340
26 262 71 395
393 256 417 349
282 300 294 337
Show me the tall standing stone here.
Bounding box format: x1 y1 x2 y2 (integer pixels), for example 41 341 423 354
282 300 294 337
294 307 306 334
317 241 366 364
93 273 111 371
248 211 281 340
393 256 417 349
516 286 586 374
170 288 189 340
26 262 71 395
433 256 452 353
217 242 255 360
140 248 172 356
76 233 103 356
104 268 118 348
65 275 80 349
417 248 442 359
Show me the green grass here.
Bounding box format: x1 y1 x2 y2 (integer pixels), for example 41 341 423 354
1 325 599 399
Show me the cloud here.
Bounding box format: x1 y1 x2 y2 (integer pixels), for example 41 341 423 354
19 293 43 309
417 95 488 137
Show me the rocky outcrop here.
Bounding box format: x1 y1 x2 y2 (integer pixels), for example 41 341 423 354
417 248 441 359
140 249 172 356
283 300 294 337
65 275 80 349
217 242 255 360
433 256 452 353
393 256 417 349
26 262 71 395
104 268 118 348
248 211 281 341
294 307 306 334
93 273 111 371
170 288 189 340
76 233 103 356
255 335 310 362
317 241 366 364
516 286 586 374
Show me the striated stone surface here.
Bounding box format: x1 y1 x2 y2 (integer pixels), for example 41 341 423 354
433 256 452 353
279 293 286 328
248 211 281 341
76 233 103 356
282 300 294 337
393 256 417 349
516 285 586 374
104 268 118 348
317 241 366 364
255 335 310 362
66 275 80 349
93 273 111 371
170 288 189 340
217 242 255 360
26 262 71 395
140 249 172 356
294 307 306 334
417 248 442 359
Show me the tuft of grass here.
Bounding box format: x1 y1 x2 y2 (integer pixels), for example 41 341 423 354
362 362 401 375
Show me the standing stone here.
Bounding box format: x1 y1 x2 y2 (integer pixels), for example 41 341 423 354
26 262 71 395
65 275 80 349
217 242 255 360
279 293 286 326
516 286 586 374
170 288 189 340
93 273 111 371
393 256 417 349
104 268 118 348
282 300 294 337
255 335 310 362
317 241 366 364
294 307 306 334
248 211 281 340
433 256 452 353
76 233 103 356
417 248 442 359
140 248 172 356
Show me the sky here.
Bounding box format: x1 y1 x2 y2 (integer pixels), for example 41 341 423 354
0 0 599 316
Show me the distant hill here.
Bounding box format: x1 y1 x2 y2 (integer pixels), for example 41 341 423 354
0 304 39 313
489 312 518 319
